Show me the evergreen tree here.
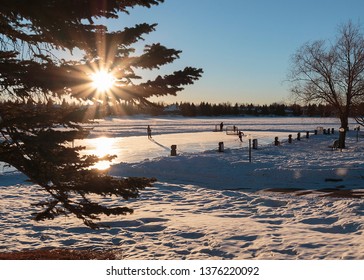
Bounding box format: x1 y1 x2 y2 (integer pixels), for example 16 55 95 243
0 0 202 229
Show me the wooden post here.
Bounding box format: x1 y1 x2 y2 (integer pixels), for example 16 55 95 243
218 142 224 152
297 132 301 141
339 128 345 150
171 145 177 156
356 126 360 142
252 139 258 149
306 131 309 139
249 138 252 162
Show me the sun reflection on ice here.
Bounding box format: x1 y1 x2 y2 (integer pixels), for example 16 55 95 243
88 137 117 170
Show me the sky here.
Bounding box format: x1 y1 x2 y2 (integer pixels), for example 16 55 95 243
108 0 364 105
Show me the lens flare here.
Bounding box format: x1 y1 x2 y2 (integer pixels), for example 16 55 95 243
91 70 115 92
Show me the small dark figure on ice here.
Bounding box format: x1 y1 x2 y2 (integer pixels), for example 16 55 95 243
220 122 224 131
147 125 152 139
238 131 243 142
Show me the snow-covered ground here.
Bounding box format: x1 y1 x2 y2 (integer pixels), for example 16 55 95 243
1 116 363 259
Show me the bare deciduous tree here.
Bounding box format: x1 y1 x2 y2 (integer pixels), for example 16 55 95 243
289 21 364 148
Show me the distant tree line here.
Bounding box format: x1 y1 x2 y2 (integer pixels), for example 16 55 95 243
40 100 354 118
176 102 338 117
4 98 364 120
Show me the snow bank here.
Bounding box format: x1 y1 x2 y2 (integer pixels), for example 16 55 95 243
112 131 364 191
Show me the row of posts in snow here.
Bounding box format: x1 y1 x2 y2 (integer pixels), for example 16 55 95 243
274 127 335 146
169 127 342 159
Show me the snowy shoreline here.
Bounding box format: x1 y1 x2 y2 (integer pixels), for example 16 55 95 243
1 117 363 259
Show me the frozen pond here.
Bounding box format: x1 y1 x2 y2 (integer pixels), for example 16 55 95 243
79 130 295 167
77 116 355 167
0 116 357 172
88 116 347 137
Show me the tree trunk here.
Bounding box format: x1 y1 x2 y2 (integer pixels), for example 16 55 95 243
339 114 349 149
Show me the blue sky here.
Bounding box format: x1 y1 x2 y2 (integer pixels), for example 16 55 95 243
109 0 364 105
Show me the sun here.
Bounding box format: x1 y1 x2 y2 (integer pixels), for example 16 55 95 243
91 70 115 92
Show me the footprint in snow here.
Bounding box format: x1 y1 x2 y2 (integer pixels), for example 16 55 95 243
199 248 235 259
256 219 284 225
226 235 258 242
249 197 288 207
177 232 205 239
102 220 143 228
138 217 169 224
311 222 361 234
300 217 338 225
129 224 167 233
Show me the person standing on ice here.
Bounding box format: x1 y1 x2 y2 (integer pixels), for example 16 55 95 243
220 122 224 131
238 131 243 142
147 125 152 139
